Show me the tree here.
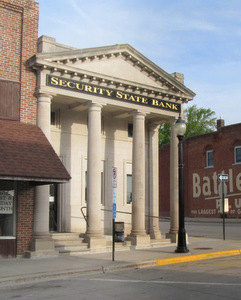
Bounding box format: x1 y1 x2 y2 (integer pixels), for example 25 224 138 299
159 105 217 147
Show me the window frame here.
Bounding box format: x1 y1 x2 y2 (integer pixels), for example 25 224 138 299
206 150 214 168
235 146 241 164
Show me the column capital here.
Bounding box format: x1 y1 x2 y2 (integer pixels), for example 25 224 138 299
36 93 53 105
88 101 106 109
149 123 160 132
133 109 148 118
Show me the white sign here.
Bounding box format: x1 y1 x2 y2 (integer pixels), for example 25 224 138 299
219 198 229 213
218 182 227 197
112 167 117 188
218 174 229 182
0 191 13 214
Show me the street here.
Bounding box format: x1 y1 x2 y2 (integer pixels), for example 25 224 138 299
160 218 241 240
1 255 241 300
1 219 241 300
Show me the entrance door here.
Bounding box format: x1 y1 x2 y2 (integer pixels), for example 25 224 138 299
49 184 58 232
0 181 16 258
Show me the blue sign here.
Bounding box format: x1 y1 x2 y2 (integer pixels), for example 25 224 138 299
113 203 116 219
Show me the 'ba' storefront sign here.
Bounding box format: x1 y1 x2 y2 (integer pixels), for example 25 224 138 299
47 75 181 113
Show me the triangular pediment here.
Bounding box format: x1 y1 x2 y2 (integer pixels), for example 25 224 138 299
29 43 195 102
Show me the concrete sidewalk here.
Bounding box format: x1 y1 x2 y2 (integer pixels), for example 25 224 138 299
0 236 241 286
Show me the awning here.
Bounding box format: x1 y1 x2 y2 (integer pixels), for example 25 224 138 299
0 120 71 185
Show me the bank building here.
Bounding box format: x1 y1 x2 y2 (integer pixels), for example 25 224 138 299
0 0 195 257
27 35 195 254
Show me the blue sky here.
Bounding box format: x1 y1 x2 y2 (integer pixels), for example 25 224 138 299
38 0 241 125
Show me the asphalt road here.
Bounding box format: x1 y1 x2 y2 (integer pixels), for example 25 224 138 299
160 218 241 240
1 255 241 300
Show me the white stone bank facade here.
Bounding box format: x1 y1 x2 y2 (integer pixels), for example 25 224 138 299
29 36 195 249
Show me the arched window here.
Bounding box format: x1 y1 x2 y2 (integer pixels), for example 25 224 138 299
205 145 214 168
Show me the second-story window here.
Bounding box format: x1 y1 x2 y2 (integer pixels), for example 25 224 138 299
235 146 241 164
206 150 214 168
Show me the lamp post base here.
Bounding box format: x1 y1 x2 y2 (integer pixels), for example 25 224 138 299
175 230 189 253
175 246 189 253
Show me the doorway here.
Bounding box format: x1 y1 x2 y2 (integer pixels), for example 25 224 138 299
49 184 58 232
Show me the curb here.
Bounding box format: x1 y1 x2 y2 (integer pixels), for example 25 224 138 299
156 249 241 266
1 249 240 287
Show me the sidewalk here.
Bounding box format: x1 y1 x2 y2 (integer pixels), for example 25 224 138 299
0 236 241 286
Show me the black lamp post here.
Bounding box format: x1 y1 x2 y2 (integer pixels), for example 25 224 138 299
175 115 189 253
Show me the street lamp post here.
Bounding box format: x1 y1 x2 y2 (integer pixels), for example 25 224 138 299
175 115 189 253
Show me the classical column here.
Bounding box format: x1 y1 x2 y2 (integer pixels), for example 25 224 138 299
31 93 55 254
148 123 162 240
166 119 179 242
85 102 106 248
129 110 150 246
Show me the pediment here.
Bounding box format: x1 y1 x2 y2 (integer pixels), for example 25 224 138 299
30 43 195 102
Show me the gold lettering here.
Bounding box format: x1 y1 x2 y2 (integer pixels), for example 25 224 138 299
92 87 98 94
76 83 84 91
166 103 172 109
67 81 75 89
59 79 67 87
84 85 92 93
124 93 130 100
172 104 179 110
142 97 148 104
116 91 123 98
106 89 113 97
50 77 59 85
152 99 159 106
98 88 105 95
129 95 136 102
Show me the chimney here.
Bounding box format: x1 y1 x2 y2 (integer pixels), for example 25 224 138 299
171 72 184 84
217 118 225 130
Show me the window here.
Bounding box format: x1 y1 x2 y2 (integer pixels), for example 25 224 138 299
126 175 132 204
0 181 16 237
206 150 214 167
235 146 241 164
128 123 133 138
51 112 56 125
85 170 105 204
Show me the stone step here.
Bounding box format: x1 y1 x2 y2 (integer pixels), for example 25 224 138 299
50 233 81 240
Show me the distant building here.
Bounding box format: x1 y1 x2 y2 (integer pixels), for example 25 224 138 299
159 119 241 219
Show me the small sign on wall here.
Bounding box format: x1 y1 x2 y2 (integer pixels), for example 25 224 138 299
0 191 14 214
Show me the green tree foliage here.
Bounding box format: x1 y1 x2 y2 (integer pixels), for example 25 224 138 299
159 105 217 147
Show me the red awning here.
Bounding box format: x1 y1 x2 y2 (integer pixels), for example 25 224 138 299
0 120 71 184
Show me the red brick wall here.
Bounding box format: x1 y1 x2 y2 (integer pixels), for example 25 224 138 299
1 0 39 256
159 123 241 218
0 0 39 124
16 181 34 256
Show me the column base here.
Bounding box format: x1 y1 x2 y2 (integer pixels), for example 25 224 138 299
149 229 162 240
84 236 107 251
166 232 178 243
127 234 150 247
24 237 57 258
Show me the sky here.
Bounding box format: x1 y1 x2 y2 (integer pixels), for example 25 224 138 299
38 0 241 126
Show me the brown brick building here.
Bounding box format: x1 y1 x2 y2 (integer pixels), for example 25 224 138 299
0 0 70 258
159 120 241 219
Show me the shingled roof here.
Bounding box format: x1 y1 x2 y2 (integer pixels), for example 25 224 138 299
0 120 71 184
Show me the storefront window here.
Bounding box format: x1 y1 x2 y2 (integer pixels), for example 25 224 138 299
0 181 15 237
127 175 132 204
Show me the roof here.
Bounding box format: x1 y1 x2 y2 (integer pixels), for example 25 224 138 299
0 120 71 184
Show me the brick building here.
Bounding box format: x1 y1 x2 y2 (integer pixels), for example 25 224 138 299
159 119 241 219
0 0 70 258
